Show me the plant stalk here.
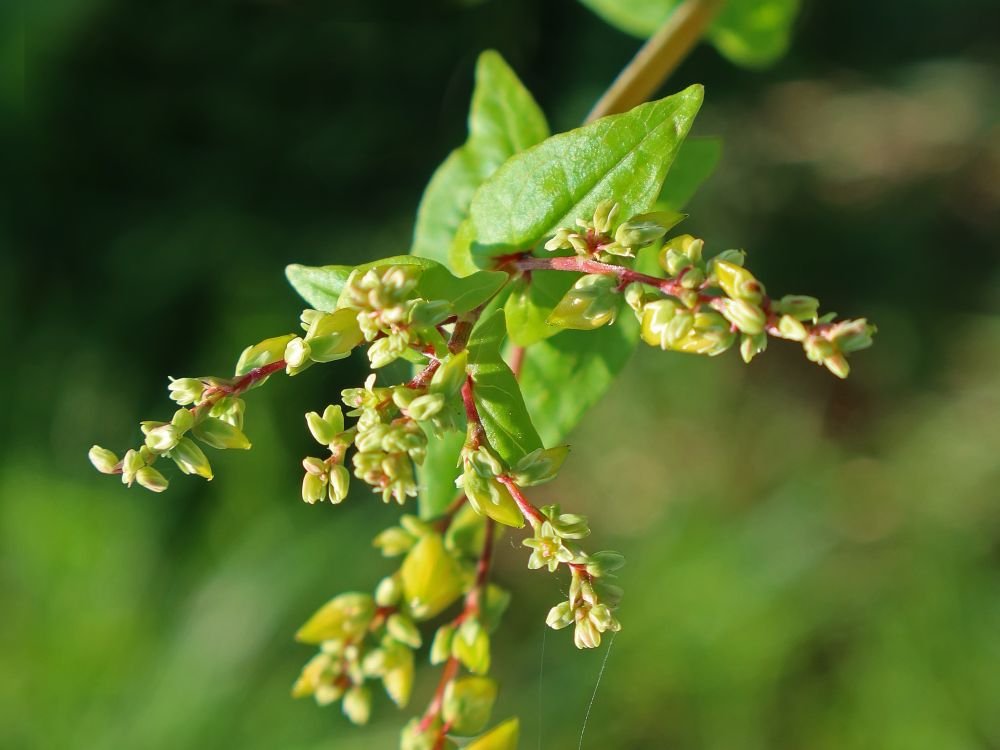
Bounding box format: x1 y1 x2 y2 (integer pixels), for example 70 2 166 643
586 0 723 122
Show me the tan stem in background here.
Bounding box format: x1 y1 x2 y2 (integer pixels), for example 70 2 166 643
586 0 723 122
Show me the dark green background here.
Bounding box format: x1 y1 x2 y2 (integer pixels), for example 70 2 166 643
6 0 999 747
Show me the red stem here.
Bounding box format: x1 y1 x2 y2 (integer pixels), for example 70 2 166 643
461 376 486 448
496 475 546 526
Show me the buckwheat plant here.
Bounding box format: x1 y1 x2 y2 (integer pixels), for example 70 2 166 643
90 37 874 750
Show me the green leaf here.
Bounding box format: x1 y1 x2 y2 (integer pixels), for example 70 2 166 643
518 310 640 446
503 271 576 346
467 310 543 465
285 255 435 312
466 718 520 750
411 50 549 271
655 136 722 211
468 85 703 261
417 429 466 520
579 0 800 69
416 266 508 315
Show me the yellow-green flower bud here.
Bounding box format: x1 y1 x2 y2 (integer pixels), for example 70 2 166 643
88 445 119 474
824 353 850 379
510 446 569 487
382 656 415 708
192 417 251 450
121 449 144 486
721 298 767 335
462 469 525 529
658 234 704 276
778 314 808 341
465 717 519 750
573 611 601 649
776 294 819 321
430 350 468 397
407 393 445 421
373 526 416 557
144 423 181 452
375 575 402 607
829 318 875 353
342 685 371 726
170 408 194 432
547 274 619 330
305 308 365 363
284 337 313 375
639 298 677 349
453 619 490 674
443 676 497 737
296 592 376 644
615 211 679 249
592 200 620 234
328 464 350 503
400 534 464 620
386 613 422 649
713 259 764 303
430 624 455 665
169 437 213 479
804 335 836 363
167 377 205 406
301 471 327 504
584 550 626 577
135 466 169 493
740 332 768 364
236 334 296 375
305 410 337 446
546 601 574 630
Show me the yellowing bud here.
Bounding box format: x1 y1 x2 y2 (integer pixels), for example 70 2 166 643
713 259 764 303
296 592 375 644
88 445 119 474
399 534 465 620
547 274 619 330
442 676 497 737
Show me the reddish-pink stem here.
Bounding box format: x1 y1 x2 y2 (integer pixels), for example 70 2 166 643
496 474 546 526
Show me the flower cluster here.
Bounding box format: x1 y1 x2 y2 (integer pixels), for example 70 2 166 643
538 203 876 378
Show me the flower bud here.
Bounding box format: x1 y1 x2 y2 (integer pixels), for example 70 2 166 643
400 534 464 620
824 353 850 379
301 471 327 504
778 314 808 341
305 308 365 362
573 614 601 649
592 200 619 234
585 550 626 577
830 318 875 353
302 456 327 476
721 298 767 335
547 274 619 330
387 613 422 649
430 350 468 397
803 335 836 363
740 332 768 364
169 437 213 479
328 464 350 503
296 592 376 644
713 259 764 303
283 337 312 374
776 294 819 321
120 449 145 486
305 410 337 446
383 658 415 708
443 676 497 737
510 446 569 487
373 526 416 557
88 445 119 474
407 393 445 421
658 234 704 276
167 377 205 406
235 334 296 375
430 624 455 665
342 685 371 726
192 417 251 450
546 601 574 630
135 466 169 493
144 423 181 452
375 575 402 607
170 408 194 432
639 298 677 349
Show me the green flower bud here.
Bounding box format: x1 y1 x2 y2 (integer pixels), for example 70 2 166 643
776 294 819 321
547 274 619 330
658 234 705 276
778 314 808 341
540 505 590 539
210 396 245 429
302 456 328 476
328 464 350 503
367 335 407 369
453 618 490 675
305 308 365 363
342 685 371 725
382 655 415 708
88 445 119 474
144 423 181 452
461 469 525 529
430 624 455 665
400 534 465 620
192 417 251 450
120 448 145 486
615 211 680 249
713 258 764 303
829 318 875 353
235 334 296 376
585 550 626 577
510 446 569 487
305 410 337 446
680 266 705 289
169 437 213 479
740 332 768 364
592 200 620 234
721 298 767 335
373 526 416 557
296 592 376 644
375 575 401 607
465 718 519 750
443 676 497 737
824 353 850 379
170 408 194 432
546 601 573 630
574 612 602 649
301 471 327 504
284 337 313 375
803 335 836 363
386 613 422 649
135 466 169 493
167 377 205 406
407 393 445 421
639 298 678 349
430 350 469 398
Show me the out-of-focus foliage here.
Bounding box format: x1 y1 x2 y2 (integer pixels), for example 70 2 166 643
4 0 998 748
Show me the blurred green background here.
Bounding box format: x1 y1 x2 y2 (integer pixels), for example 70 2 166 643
6 0 1000 748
